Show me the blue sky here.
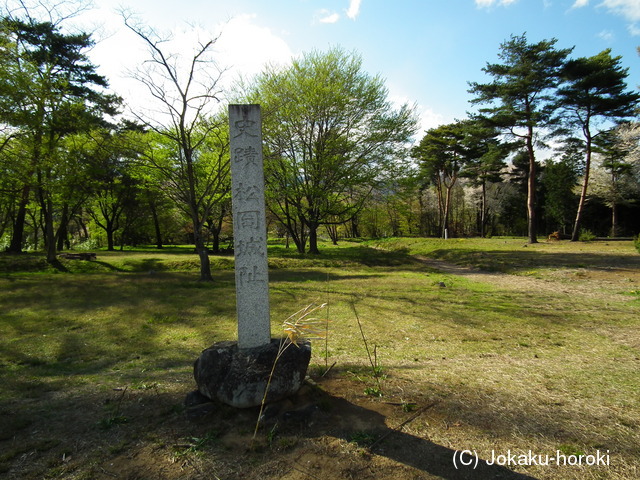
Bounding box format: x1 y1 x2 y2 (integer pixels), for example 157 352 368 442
77 0 640 134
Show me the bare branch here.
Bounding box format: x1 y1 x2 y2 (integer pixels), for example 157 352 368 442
4 0 92 27
120 11 229 280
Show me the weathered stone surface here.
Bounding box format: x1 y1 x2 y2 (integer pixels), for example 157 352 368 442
229 104 271 349
193 339 311 408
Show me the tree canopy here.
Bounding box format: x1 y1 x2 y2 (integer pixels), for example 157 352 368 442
556 49 640 240
0 12 120 260
249 47 418 253
469 34 573 243
1 6 639 260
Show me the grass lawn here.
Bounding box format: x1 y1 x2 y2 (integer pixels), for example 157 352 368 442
0 237 638 479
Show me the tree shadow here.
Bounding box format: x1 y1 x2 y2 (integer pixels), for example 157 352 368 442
91 260 125 272
428 248 640 274
46 258 69 272
314 394 538 479
226 382 540 480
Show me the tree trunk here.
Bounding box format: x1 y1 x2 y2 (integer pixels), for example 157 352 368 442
79 215 89 241
526 135 538 244
32 208 41 251
211 230 220 254
106 224 115 251
610 201 617 238
36 167 57 263
7 185 30 253
308 223 320 254
281 218 305 253
193 214 213 281
56 203 69 251
44 197 57 263
209 206 226 254
350 216 360 238
326 224 339 245
442 186 452 239
571 150 592 242
435 175 444 236
480 181 487 238
196 240 213 281
571 184 587 241
148 197 163 249
418 187 428 237
292 236 305 253
571 128 595 242
287 206 307 253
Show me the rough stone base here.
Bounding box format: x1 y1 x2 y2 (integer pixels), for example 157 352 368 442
193 339 311 408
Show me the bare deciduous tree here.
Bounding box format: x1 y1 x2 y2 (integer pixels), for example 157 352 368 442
123 14 229 281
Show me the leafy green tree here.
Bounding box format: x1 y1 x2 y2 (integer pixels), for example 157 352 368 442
541 148 580 235
498 150 533 236
459 124 506 237
356 172 419 239
589 125 640 236
413 119 499 238
0 13 120 259
556 49 640 240
0 132 22 244
250 47 418 254
414 122 467 238
469 34 572 243
68 128 141 251
139 125 230 260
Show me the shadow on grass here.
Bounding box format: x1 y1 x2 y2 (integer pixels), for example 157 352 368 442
429 248 640 273
312 393 538 480
1 243 417 276
0 364 538 480
269 244 417 268
92 260 126 272
2 350 632 478
0 252 49 274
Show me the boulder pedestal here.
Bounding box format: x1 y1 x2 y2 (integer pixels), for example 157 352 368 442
193 339 311 408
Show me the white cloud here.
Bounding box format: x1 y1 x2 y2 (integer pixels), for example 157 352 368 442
475 0 518 8
315 1 362 25
88 12 294 112
598 29 615 41
600 0 640 22
215 14 293 79
346 0 362 20
572 0 589 8
628 23 640 36
73 3 300 119
417 106 448 133
316 10 341 24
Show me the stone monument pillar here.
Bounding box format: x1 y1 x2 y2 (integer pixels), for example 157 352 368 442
228 104 271 350
190 105 311 410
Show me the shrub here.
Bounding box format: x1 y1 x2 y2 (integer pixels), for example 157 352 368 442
634 234 640 254
74 238 101 251
579 229 596 242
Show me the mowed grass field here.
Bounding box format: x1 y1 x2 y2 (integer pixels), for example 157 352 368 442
0 238 638 479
